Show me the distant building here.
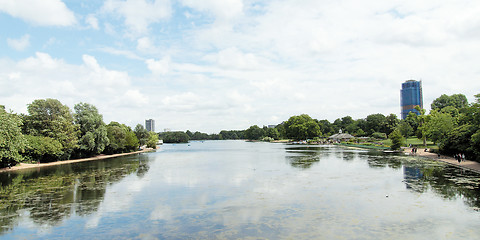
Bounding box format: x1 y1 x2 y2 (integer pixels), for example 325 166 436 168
328 129 354 142
400 80 423 119
164 128 171 132
267 125 277 128
145 119 155 132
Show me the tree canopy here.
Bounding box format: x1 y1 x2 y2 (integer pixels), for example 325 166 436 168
0 108 26 166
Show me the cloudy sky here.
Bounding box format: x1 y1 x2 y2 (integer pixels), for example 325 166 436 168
1 0 480 133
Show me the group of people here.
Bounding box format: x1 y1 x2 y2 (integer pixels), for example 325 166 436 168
455 153 466 163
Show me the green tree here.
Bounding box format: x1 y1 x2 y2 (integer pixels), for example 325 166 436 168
74 103 109 157
431 94 468 111
365 113 387 135
105 122 127 153
284 114 321 140
245 125 264 140
397 120 413 145
146 131 159 148
23 99 78 160
385 114 400 135
23 135 63 163
0 108 26 166
162 131 190 143
134 124 149 146
125 130 139 152
265 127 280 140
413 106 428 146
389 129 404 150
424 110 456 144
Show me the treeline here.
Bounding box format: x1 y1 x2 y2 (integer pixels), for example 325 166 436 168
164 93 480 161
0 99 158 167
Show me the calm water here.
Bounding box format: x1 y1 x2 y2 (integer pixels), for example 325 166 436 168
1 140 480 239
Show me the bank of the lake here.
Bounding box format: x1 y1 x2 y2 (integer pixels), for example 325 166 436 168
403 147 480 174
0 148 155 173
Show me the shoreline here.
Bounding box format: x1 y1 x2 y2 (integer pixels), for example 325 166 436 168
0 148 156 173
404 148 480 174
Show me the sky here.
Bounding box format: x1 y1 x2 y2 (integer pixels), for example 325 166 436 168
1 0 480 133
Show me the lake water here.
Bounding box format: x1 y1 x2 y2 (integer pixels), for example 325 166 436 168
1 140 480 239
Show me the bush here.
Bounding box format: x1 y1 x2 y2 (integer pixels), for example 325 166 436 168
371 132 387 139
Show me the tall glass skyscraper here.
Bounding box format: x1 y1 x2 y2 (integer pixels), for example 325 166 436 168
400 80 423 119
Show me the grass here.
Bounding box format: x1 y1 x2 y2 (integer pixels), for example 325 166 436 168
380 137 438 149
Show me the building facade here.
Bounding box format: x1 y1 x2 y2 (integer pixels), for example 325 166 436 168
145 119 155 132
400 80 423 119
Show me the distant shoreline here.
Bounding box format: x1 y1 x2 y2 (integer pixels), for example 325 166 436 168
0 148 156 173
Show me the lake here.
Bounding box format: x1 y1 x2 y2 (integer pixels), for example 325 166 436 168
1 140 480 239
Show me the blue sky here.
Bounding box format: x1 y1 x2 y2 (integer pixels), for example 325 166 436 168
1 0 480 133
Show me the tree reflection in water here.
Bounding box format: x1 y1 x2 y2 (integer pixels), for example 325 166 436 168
0 155 148 235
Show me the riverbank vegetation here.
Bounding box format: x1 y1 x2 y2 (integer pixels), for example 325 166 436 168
161 93 480 161
0 99 157 168
2 92 480 166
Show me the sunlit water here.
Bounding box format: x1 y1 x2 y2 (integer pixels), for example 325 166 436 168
1 140 480 239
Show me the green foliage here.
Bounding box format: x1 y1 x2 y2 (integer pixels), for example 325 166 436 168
265 127 279 140
284 114 321 140
365 113 387 135
105 122 127 153
125 130 139 152
388 129 404 150
161 131 190 143
424 110 456 144
397 120 413 138
245 125 264 140
146 132 159 148
385 114 399 135
0 109 27 166
134 124 149 146
431 94 468 111
371 132 387 139
23 99 78 160
74 102 109 157
23 135 63 163
261 136 274 142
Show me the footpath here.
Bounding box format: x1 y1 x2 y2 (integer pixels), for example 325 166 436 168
404 148 480 174
0 148 155 173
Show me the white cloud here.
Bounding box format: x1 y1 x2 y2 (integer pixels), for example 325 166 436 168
136 37 156 53
0 0 76 26
180 0 243 21
102 0 171 34
85 14 99 30
7 34 30 51
146 56 170 75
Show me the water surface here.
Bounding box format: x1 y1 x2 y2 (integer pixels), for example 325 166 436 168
1 140 479 239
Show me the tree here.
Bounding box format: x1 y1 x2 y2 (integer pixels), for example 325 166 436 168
74 102 109 157
424 110 456 144
162 131 190 143
105 122 127 153
23 135 63 163
265 127 280 140
413 106 428 146
125 130 139 152
134 124 149 146
365 113 387 135
389 129 404 150
284 114 321 140
23 99 78 160
397 120 413 145
146 132 159 148
431 94 468 111
245 125 264 140
385 114 400 135
0 108 26 166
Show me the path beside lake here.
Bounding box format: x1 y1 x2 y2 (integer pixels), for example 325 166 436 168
0 148 155 173
405 148 480 174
